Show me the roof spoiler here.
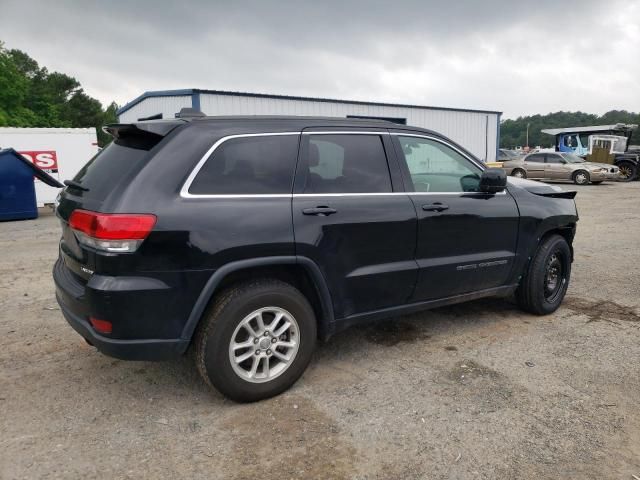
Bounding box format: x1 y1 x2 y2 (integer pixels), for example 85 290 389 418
175 107 206 119
103 121 182 138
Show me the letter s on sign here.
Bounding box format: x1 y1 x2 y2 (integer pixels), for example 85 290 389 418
35 152 56 168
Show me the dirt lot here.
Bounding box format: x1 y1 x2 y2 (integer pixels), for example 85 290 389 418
1 182 639 480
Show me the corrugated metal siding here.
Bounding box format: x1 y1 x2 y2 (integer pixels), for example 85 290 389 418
199 94 497 160
118 96 192 123
118 93 498 160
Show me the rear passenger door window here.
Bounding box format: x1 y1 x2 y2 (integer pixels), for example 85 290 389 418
300 134 392 193
187 134 299 195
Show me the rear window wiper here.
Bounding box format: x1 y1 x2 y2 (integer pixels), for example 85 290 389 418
63 179 89 191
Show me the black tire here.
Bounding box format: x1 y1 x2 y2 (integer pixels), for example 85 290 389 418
194 279 316 402
573 170 590 185
516 234 571 315
591 181 603 185
511 168 527 179
616 161 637 182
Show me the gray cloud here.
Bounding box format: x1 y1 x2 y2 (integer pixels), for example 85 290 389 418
1 0 638 118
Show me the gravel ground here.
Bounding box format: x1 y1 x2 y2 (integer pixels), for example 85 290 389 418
1 182 639 480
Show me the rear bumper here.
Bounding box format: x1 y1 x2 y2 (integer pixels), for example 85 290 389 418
53 258 189 360
57 295 187 360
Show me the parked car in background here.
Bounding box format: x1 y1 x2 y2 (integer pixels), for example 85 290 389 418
53 113 579 402
502 151 621 185
541 124 639 181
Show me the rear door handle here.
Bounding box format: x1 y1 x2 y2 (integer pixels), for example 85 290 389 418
422 203 449 212
302 206 337 216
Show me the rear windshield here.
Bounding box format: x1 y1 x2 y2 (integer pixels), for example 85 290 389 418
71 136 157 200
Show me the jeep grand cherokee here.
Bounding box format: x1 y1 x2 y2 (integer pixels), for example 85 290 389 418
53 114 578 402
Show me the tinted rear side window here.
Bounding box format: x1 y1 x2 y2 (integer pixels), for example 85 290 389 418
189 135 299 195
72 140 155 200
302 134 391 193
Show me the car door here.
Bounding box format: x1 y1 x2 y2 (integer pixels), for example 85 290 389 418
292 129 418 319
545 153 569 180
522 153 546 178
391 132 519 302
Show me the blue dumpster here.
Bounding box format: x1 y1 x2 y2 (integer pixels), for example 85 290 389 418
0 148 64 221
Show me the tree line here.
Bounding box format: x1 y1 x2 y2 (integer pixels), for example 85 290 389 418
0 42 117 146
500 110 640 149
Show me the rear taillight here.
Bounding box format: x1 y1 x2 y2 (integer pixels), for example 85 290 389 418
69 209 156 253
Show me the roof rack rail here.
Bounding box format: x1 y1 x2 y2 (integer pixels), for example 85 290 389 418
175 107 206 119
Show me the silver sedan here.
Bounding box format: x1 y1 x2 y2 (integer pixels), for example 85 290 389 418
502 152 621 185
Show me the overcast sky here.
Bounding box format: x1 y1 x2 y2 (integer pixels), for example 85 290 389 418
1 0 638 118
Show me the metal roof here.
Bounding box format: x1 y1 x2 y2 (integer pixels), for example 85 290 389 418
541 124 638 136
116 88 502 117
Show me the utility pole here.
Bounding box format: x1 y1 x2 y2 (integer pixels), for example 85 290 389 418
526 123 530 149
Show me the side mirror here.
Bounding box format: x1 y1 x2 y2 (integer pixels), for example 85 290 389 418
479 168 507 193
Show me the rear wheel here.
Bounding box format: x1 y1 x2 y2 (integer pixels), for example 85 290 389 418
516 234 571 315
194 279 316 402
573 170 590 185
617 161 637 182
511 168 526 179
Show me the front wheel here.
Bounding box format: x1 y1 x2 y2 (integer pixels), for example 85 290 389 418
194 279 317 402
516 234 571 315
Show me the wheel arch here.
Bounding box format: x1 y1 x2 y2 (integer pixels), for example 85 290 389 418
539 226 575 260
179 256 335 352
521 224 576 280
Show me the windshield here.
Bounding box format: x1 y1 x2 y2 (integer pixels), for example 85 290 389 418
560 153 585 163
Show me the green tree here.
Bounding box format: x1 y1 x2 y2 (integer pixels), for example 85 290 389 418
0 42 118 146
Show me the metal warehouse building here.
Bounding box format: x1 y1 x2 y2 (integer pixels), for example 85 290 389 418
117 89 501 161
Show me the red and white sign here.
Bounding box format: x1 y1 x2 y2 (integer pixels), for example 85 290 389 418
1 127 99 204
19 150 59 172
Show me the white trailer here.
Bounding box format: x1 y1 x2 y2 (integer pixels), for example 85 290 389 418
0 128 99 206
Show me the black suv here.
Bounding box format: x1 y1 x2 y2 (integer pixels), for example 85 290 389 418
53 114 578 402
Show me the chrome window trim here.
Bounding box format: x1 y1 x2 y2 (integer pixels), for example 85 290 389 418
302 131 390 135
180 132 301 199
180 130 502 199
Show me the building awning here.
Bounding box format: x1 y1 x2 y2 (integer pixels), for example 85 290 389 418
541 124 637 136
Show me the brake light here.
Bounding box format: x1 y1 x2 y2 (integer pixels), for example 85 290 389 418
69 209 156 253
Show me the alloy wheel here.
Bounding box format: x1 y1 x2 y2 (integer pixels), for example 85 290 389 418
228 307 300 383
